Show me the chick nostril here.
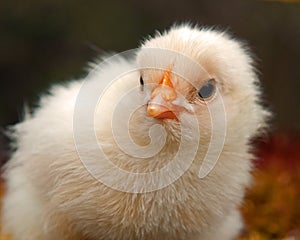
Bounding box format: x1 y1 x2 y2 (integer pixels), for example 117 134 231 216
150 85 177 101
162 87 177 101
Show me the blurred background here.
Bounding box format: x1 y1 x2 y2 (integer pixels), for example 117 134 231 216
0 0 299 239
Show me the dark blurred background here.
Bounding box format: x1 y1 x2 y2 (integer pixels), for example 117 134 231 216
1 0 300 131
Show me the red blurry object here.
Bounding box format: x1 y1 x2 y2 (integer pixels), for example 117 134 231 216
240 131 300 239
256 131 300 172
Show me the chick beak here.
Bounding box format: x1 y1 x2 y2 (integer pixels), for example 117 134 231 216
147 68 178 120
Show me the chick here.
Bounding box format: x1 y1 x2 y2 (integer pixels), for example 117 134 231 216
1 25 268 240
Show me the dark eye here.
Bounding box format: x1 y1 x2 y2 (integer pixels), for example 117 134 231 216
198 79 216 100
140 76 144 86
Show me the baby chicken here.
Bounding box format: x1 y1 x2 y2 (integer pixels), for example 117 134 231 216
1 25 268 240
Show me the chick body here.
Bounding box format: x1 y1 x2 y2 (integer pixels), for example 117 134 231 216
2 25 268 240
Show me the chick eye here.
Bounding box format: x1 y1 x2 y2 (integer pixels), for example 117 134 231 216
198 79 216 100
140 76 144 86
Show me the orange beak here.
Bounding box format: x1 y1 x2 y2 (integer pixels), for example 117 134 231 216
147 68 178 120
